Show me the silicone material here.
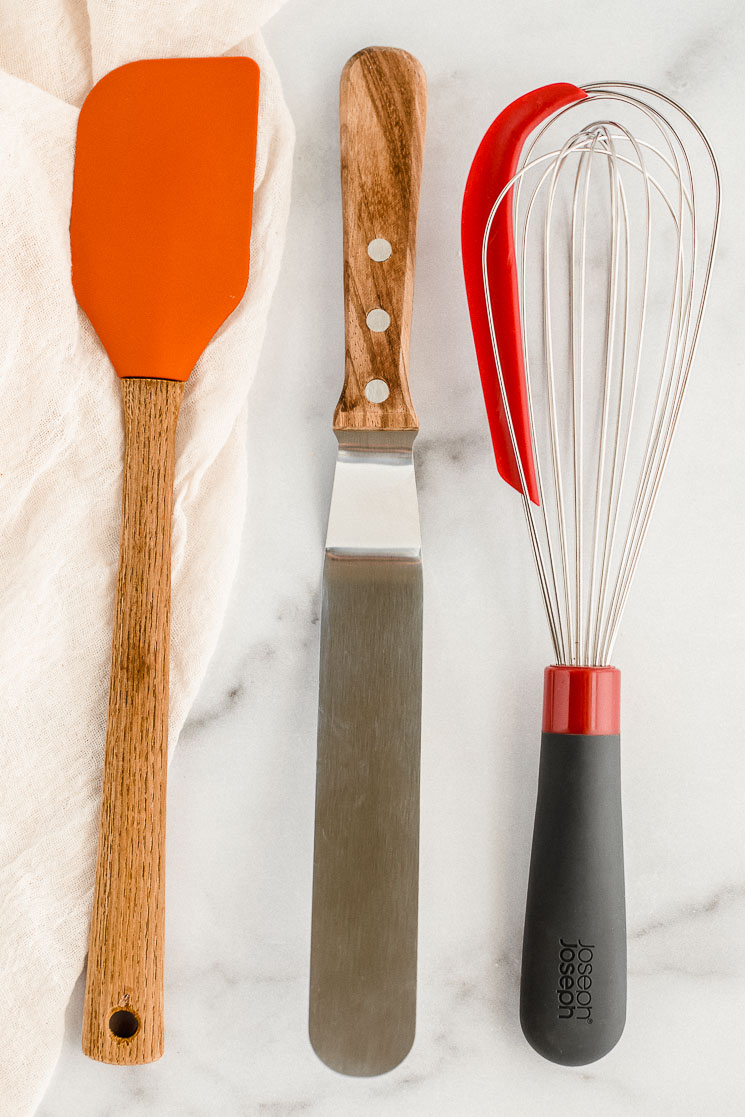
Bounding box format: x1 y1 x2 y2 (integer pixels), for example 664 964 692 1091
520 732 626 1065
461 83 585 502
543 665 620 735
70 57 259 381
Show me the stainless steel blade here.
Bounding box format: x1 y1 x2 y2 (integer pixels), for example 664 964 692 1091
309 430 422 1076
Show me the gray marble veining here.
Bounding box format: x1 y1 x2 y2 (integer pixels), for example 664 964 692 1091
38 0 745 1113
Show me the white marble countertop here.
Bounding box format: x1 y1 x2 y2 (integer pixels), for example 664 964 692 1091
38 0 744 1112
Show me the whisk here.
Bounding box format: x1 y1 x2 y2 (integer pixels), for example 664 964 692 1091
462 82 719 1065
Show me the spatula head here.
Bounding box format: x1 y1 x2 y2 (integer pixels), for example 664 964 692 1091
70 58 259 382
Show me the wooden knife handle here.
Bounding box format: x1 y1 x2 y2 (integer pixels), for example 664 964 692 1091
335 46 427 431
82 377 184 1064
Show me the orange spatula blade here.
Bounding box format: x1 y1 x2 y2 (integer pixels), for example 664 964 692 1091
70 57 259 382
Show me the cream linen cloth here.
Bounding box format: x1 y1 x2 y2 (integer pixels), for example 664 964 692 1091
0 3 293 1114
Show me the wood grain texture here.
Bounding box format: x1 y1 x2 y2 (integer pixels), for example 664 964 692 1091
82 377 184 1064
335 47 427 431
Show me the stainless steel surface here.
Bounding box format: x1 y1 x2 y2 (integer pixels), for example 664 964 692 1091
482 83 720 665
310 428 422 1076
325 430 421 558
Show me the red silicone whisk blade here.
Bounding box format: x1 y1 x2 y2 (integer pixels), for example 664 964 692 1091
461 83 586 504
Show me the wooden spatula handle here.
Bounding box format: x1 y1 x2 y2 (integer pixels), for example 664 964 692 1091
82 377 184 1064
335 46 427 432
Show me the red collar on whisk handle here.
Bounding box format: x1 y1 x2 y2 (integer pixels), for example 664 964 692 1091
542 665 620 735
462 83 586 505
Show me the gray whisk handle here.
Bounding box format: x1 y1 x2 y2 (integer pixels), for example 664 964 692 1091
520 731 626 1065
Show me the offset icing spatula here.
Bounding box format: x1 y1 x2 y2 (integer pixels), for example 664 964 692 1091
70 57 259 1064
309 47 427 1076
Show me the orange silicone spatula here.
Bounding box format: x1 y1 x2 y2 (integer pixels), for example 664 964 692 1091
70 57 259 1065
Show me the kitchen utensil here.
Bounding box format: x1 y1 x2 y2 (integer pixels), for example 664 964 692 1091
309 46 427 1076
70 57 260 1064
462 82 719 1065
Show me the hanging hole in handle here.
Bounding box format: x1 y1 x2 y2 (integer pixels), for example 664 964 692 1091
366 308 390 332
365 379 390 403
109 1008 140 1040
368 238 392 261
